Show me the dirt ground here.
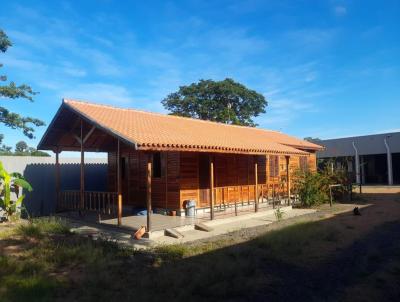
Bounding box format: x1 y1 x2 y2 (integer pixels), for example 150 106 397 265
1 187 399 302
183 188 400 301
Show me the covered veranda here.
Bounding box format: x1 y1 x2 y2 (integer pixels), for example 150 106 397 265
38 101 165 233
38 99 318 234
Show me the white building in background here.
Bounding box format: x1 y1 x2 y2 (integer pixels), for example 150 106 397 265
317 132 400 185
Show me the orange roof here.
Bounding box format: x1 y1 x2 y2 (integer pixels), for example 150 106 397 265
41 99 323 155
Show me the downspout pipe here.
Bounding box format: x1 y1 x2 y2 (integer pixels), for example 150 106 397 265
352 142 361 184
384 136 393 185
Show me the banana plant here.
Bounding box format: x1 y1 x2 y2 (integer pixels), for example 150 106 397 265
0 161 33 220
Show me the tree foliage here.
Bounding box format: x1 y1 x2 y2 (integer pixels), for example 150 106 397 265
293 163 351 207
0 134 11 153
15 140 28 153
162 78 267 127
0 29 45 139
304 137 322 144
0 139 49 156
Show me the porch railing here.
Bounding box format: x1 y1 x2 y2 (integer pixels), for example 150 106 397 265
198 183 290 209
59 190 118 215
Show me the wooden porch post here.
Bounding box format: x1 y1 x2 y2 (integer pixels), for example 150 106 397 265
209 155 215 220
80 120 85 214
117 139 122 226
254 156 258 212
165 152 168 212
286 155 291 205
146 153 152 232
55 149 61 212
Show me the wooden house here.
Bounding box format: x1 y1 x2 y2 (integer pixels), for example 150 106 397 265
38 99 323 231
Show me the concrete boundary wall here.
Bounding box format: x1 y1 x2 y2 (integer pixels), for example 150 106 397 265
0 156 108 216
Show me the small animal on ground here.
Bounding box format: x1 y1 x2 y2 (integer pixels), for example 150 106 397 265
353 207 361 216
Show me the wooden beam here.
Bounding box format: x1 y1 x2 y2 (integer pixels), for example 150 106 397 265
55 149 61 212
255 156 258 212
74 125 96 145
117 139 122 226
146 153 152 232
74 134 81 145
83 125 96 144
286 155 291 205
80 120 85 215
63 117 81 145
209 155 215 220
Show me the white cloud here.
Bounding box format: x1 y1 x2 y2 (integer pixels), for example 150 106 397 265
62 66 87 77
82 49 123 77
60 61 87 77
259 97 316 129
61 83 135 105
284 28 336 51
334 5 347 16
2 56 48 71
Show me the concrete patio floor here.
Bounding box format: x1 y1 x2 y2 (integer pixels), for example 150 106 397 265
59 203 279 232
101 213 198 231
58 211 197 232
65 206 316 249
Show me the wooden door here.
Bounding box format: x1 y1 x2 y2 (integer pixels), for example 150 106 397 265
198 153 210 207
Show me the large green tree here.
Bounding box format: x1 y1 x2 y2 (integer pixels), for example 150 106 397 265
0 29 44 139
15 140 28 153
162 78 267 127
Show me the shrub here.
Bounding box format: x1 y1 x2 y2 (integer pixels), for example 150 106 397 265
274 208 284 221
293 163 351 207
0 161 33 221
294 171 328 207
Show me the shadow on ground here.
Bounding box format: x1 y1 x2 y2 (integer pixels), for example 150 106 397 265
1 192 400 302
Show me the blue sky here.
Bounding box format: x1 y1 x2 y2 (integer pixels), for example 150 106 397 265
1 0 399 154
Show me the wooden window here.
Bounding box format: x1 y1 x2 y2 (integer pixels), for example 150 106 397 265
269 155 279 177
300 156 308 172
152 152 162 178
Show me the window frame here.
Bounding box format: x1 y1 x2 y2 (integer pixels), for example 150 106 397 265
152 152 163 178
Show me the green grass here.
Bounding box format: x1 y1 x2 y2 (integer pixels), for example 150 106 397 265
1 214 399 302
0 256 59 302
16 217 71 239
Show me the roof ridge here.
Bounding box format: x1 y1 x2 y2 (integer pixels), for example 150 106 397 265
63 98 321 149
64 98 286 133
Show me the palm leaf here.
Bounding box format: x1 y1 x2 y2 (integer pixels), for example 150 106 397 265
16 194 25 207
0 162 7 180
11 172 24 179
13 178 33 192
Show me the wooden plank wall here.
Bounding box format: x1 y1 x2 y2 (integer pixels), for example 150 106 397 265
106 150 318 211
179 153 267 208
107 151 117 192
179 152 199 206
130 150 180 210
107 149 181 210
308 152 317 171
166 152 181 209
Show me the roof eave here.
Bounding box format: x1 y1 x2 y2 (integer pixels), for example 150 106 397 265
64 99 139 150
37 102 67 151
38 99 140 151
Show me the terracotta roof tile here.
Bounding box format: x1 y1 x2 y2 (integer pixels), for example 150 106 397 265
61 99 321 155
